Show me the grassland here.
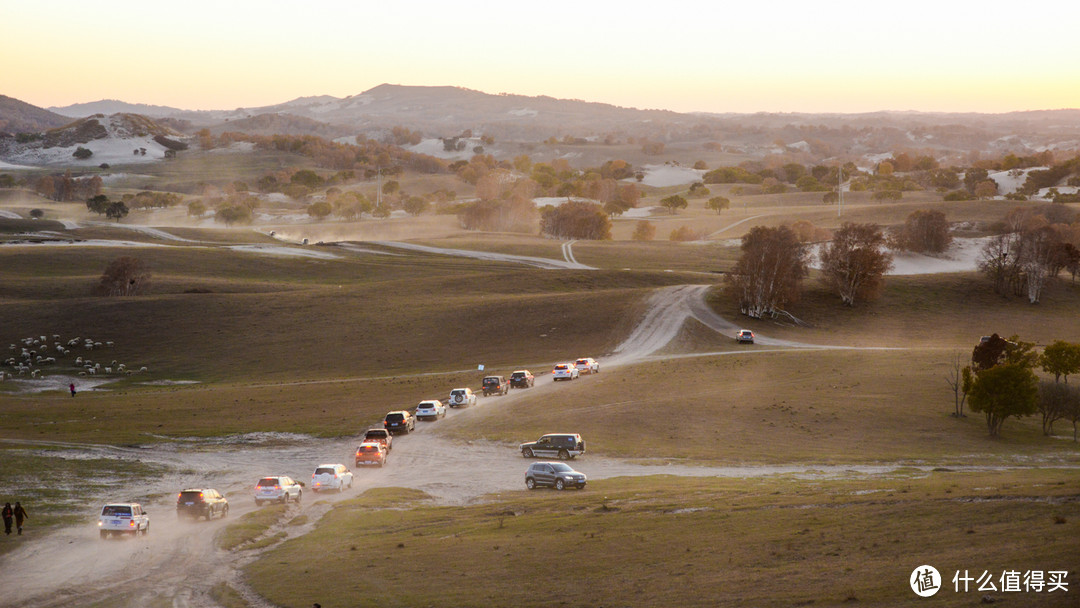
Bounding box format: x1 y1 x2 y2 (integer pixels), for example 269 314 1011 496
246 473 1080 608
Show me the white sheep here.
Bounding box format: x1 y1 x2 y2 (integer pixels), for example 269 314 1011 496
75 357 83 365
40 336 46 342
139 366 148 372
94 342 102 347
78 371 86 377
30 370 40 378
52 334 59 340
117 364 126 371
88 368 96 375
94 363 100 370
85 343 93 350
104 367 112 374
105 341 114 347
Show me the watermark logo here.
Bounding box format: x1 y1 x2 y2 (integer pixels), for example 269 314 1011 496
911 565 942 597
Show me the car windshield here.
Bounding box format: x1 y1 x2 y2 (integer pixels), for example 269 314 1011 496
554 365 567 370
576 360 587 364
102 506 132 516
511 372 524 378
257 478 278 487
386 413 403 422
483 378 498 384
314 467 335 476
366 430 385 437
179 491 204 501
551 463 574 473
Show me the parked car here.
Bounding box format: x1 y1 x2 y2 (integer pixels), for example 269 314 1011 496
552 363 580 381
574 357 600 374
448 387 477 408
525 462 587 490
736 329 755 344
415 400 446 421
312 464 353 493
254 476 304 505
509 370 535 388
98 503 149 538
355 442 388 467
520 433 587 460
176 488 229 520
383 410 415 434
482 375 510 396
364 428 393 452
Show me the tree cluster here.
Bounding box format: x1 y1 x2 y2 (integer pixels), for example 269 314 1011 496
965 334 1040 436
978 205 1080 303
819 222 893 306
35 172 102 202
892 209 952 253
726 225 808 318
539 201 611 240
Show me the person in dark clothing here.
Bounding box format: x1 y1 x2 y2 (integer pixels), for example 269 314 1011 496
13 502 26 535
70 383 76 397
2 503 12 535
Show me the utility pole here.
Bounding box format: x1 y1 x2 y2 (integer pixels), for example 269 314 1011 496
838 165 844 218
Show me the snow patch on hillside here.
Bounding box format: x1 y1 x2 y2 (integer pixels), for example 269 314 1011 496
988 167 1046 195
637 164 705 188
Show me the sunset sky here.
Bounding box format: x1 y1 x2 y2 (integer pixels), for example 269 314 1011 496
3 0 1078 114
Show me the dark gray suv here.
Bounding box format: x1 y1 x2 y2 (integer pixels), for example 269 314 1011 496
525 462 587 490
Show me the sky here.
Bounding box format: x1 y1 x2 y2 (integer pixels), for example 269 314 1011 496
3 0 1079 114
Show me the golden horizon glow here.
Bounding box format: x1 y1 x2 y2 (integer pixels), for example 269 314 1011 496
2 0 1078 115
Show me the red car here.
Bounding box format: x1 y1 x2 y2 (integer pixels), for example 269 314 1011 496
355 442 388 467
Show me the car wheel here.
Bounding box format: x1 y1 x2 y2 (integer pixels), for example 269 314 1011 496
555 478 566 491
222 505 229 518
296 490 302 503
558 449 570 460
255 499 263 506
283 493 289 504
522 448 534 458
100 530 108 539
526 477 536 490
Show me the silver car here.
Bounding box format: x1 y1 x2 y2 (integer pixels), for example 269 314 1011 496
254 476 304 505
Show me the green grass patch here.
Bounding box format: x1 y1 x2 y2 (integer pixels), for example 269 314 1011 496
246 471 1080 607
216 504 288 551
208 582 252 608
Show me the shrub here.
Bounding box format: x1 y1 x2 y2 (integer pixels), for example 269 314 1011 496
669 226 704 242
73 147 93 160
631 220 656 241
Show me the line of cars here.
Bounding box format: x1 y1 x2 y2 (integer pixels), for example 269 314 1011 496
99 360 601 538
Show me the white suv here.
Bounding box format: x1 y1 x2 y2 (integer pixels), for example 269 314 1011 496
448 388 476 408
415 400 446 420
98 503 150 538
574 358 599 374
312 464 353 493
254 476 304 505
552 363 580 381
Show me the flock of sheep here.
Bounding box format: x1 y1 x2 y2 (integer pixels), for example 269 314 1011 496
1 334 148 383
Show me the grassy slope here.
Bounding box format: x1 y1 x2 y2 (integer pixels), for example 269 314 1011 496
246 473 1080 608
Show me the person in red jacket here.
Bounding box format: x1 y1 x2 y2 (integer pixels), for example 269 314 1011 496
1 503 12 535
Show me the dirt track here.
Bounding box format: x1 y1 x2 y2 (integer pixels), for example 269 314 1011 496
0 284 993 607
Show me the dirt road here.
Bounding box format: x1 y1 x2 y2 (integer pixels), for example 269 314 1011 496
0 284 964 608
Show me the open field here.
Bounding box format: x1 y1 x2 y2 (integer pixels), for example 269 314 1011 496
245 473 1080 608
2 166 1079 608
438 349 1080 464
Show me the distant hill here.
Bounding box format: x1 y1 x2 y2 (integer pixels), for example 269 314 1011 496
207 112 353 139
0 95 72 133
49 99 185 118
0 112 187 167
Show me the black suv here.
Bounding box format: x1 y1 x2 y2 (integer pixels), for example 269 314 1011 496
383 410 415 434
176 488 229 520
520 433 586 459
482 375 509 396
509 370 535 388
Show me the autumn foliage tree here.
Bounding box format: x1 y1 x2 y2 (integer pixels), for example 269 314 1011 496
894 209 952 253
819 222 893 306
95 256 151 296
726 225 808 318
539 201 611 240
631 220 656 241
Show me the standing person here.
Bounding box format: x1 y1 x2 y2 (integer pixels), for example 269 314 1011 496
1 503 11 535
13 502 26 535
69 382 76 397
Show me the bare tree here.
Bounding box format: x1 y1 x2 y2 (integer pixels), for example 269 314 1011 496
95 257 151 297
819 222 893 306
1038 380 1070 435
726 225 808 318
945 353 970 417
1018 226 1055 303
